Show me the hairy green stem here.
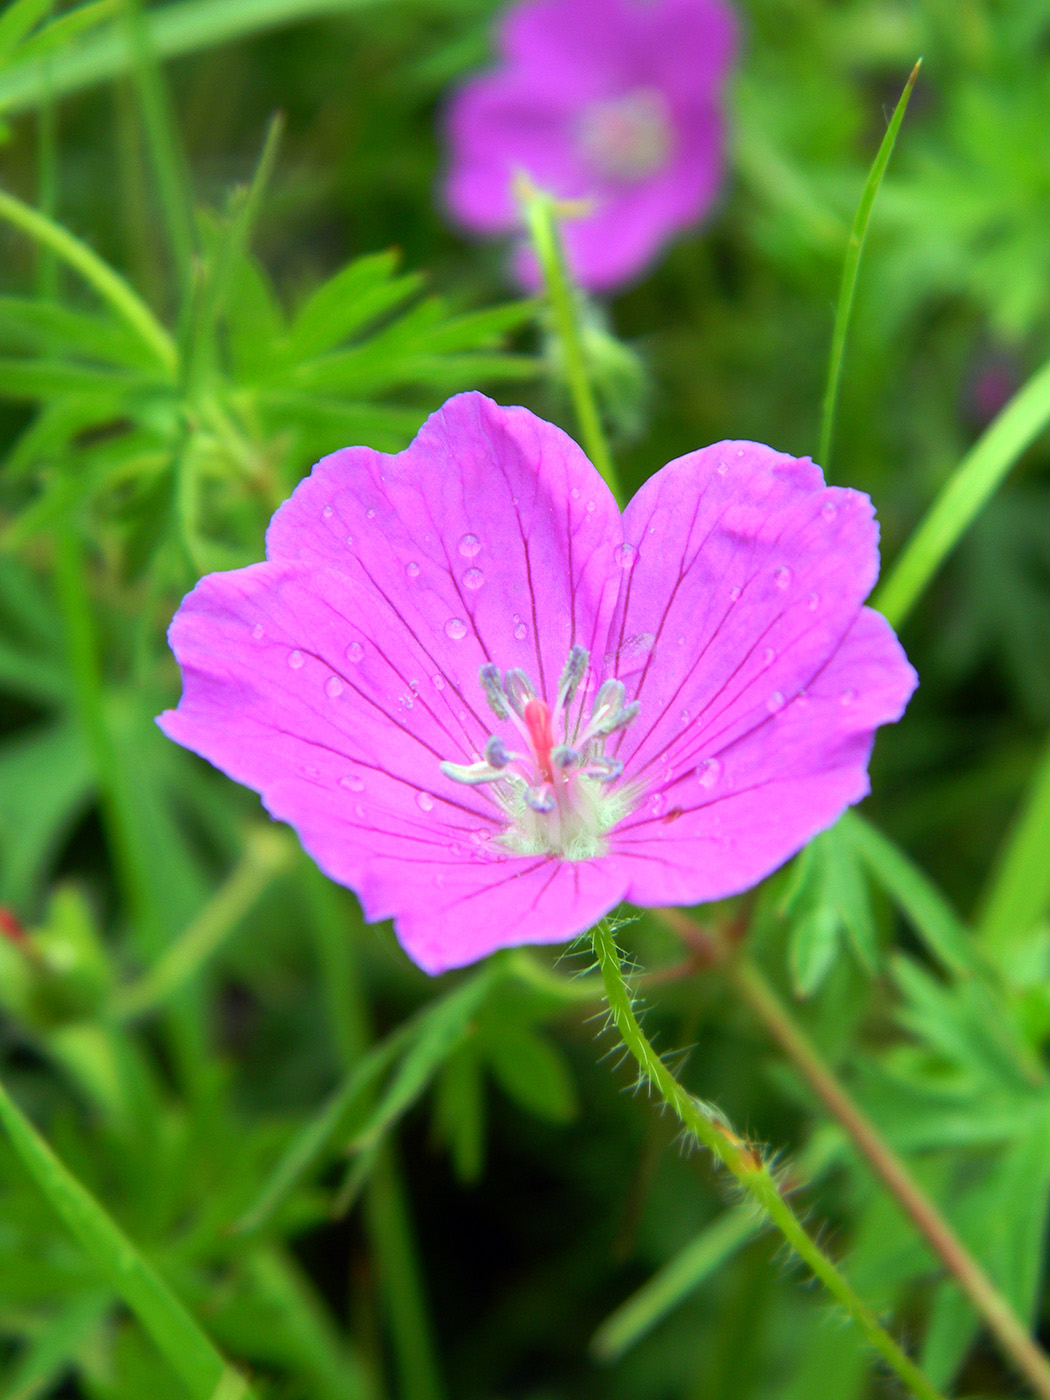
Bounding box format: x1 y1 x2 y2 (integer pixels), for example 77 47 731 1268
518 182 622 503
590 921 947 1400
728 952 1050 1400
0 184 176 371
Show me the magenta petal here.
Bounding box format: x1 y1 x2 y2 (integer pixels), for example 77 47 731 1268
611 607 916 905
159 393 624 973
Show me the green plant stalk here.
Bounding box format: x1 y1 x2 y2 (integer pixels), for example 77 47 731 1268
0 184 176 371
53 525 156 943
519 183 622 503
978 726 1050 958
0 0 391 113
875 352 1050 627
728 952 1050 1400
123 0 197 290
36 66 58 298
0 1075 253 1399
818 60 920 471
590 921 947 1400
112 827 294 1020
307 877 446 1400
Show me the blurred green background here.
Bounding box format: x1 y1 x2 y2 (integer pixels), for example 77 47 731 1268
1 1 1050 1397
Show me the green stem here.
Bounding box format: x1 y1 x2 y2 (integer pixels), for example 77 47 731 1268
590 921 947 1400
728 952 1050 1400
112 827 294 1021
0 184 176 372
519 183 622 503
875 351 1050 628
817 60 920 471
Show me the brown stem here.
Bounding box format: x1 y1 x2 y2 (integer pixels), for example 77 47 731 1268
654 907 1050 1400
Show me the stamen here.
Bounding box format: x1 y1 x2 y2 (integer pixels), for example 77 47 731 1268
557 645 589 711
504 668 535 716
527 786 555 813
551 745 579 769
485 735 511 768
480 663 508 720
587 756 624 783
440 758 503 786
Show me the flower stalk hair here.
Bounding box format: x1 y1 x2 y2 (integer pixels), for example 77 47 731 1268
159 390 916 975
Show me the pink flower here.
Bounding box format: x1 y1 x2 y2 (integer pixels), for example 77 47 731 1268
159 393 916 974
443 0 737 292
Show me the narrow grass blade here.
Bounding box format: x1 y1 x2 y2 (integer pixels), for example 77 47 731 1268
0 1077 251 1399
0 0 392 114
875 352 1050 627
978 729 1050 957
817 60 920 471
846 813 983 976
591 1207 759 1361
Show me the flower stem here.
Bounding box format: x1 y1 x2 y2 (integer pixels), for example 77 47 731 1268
518 181 623 504
590 921 947 1400
727 952 1050 1400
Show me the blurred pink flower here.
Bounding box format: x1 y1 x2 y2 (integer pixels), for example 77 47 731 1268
443 0 738 292
160 394 915 974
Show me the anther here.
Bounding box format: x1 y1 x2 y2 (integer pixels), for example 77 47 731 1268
557 645 589 709
551 745 579 769
526 786 555 813
503 668 535 716
587 756 624 783
484 736 511 769
479 664 508 720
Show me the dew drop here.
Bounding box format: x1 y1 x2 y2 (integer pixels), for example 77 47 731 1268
766 690 785 714
822 500 838 521
774 565 792 590
322 504 333 519
288 649 305 669
340 774 364 792
839 687 856 706
463 567 485 591
366 507 376 520
251 623 265 640
677 635 686 647
586 500 596 513
355 804 365 818
445 617 468 640
416 791 435 812
346 534 354 547
762 647 776 667
648 791 668 818
615 543 636 571
432 673 446 690
346 641 364 664
458 533 480 558
514 622 528 641
399 693 415 710
729 585 741 602
325 675 344 699
680 709 690 725
696 757 722 789
717 460 728 476
570 487 580 500
807 591 820 611
405 561 420 578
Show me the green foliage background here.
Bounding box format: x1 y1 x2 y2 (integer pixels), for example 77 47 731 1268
1 2 1050 1397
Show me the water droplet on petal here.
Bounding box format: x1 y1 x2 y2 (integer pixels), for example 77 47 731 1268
696 757 722 789
463 567 484 590
405 561 420 578
717 460 728 476
762 647 776 666
648 791 668 818
416 791 434 812
729 585 741 602
399 693 414 710
586 499 596 513
766 690 785 713
807 592 820 610
355 803 365 818
822 500 838 521
288 649 305 669
432 673 446 690
340 774 364 792
615 543 636 570
346 641 364 664
322 504 333 519
445 617 467 641
570 487 580 500
840 687 856 706
251 623 265 640
346 534 354 547
514 622 527 641
366 507 376 520
458 533 480 558
774 565 792 590
325 676 344 698
680 709 690 725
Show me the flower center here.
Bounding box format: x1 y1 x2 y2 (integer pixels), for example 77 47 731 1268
576 87 674 183
440 647 642 860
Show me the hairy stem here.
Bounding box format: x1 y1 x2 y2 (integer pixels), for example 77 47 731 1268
591 921 947 1400
518 181 622 503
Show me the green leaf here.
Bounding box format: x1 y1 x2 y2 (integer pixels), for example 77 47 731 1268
285 251 423 362
977 726 1050 959
433 1047 485 1183
484 1020 578 1123
0 1076 251 1399
0 0 53 65
785 822 878 995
